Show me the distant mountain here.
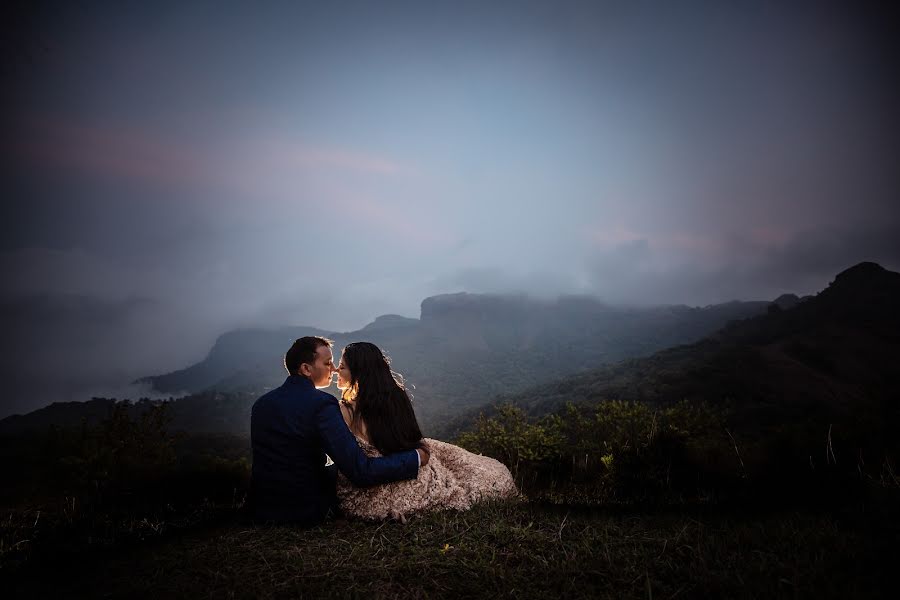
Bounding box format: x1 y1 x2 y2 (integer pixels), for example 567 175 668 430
140 325 335 393
135 292 772 431
440 262 900 442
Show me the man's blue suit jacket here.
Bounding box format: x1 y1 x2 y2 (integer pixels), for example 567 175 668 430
250 375 419 524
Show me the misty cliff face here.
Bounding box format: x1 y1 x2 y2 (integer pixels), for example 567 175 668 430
420 292 770 353
139 292 771 431
420 292 544 351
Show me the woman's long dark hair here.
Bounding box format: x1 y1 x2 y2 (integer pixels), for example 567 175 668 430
341 342 423 455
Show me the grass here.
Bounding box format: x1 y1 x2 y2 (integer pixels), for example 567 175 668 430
3 499 896 599
2 414 897 599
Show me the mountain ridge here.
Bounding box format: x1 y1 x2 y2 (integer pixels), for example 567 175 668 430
436 261 900 439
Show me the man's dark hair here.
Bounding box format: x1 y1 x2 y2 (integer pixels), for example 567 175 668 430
284 336 333 375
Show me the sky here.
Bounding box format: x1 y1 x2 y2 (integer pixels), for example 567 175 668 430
1 1 899 415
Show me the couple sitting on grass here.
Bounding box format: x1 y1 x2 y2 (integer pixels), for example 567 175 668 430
249 336 517 525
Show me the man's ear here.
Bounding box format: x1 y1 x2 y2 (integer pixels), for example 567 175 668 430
299 363 312 377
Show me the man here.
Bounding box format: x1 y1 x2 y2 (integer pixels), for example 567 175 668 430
250 336 428 525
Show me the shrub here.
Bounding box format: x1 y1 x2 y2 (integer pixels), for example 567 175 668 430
457 399 745 502
456 404 565 465
60 401 179 501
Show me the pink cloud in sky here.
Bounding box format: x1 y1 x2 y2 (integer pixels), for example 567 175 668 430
663 232 724 254
10 113 456 248
748 225 792 246
584 223 646 246
284 144 409 176
10 116 207 187
585 222 795 265
9 114 416 194
234 138 415 179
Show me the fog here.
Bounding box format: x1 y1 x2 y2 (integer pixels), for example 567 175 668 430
2 1 898 417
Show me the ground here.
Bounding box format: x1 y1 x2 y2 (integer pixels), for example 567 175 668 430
4 500 894 599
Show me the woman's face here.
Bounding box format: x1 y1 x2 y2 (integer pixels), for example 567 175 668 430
336 352 353 391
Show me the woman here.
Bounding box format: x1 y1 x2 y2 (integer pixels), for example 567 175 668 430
335 342 517 520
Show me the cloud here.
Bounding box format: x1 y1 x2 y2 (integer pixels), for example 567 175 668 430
6 114 420 205
1 246 146 298
3 1 898 419
0 291 198 417
8 116 206 188
242 138 412 176
426 266 584 299
580 220 900 305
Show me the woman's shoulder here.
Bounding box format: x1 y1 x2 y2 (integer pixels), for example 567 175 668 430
341 400 372 445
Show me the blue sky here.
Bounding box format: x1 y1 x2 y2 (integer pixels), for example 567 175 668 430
1 1 898 407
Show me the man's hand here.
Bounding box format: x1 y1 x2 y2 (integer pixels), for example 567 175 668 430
416 447 430 467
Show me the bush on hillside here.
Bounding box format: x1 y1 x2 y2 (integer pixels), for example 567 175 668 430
457 399 749 502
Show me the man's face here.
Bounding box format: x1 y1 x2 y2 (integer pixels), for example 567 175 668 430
304 345 335 388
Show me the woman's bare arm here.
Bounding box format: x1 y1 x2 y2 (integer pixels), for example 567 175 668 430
339 400 353 427
340 400 371 444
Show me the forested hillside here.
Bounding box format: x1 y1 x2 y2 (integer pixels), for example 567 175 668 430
451 262 900 503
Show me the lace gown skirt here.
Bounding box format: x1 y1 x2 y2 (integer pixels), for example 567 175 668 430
336 438 518 520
